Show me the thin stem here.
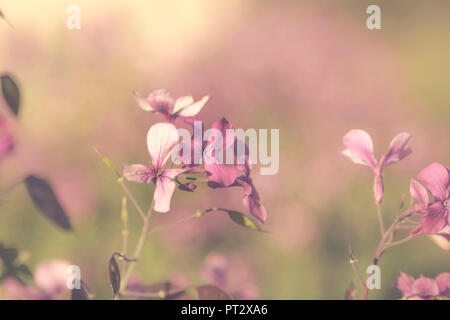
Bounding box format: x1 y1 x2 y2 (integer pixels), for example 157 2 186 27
120 199 154 292
385 234 414 248
0 179 23 199
361 209 413 300
350 263 365 295
118 178 146 222
375 203 385 236
149 212 202 234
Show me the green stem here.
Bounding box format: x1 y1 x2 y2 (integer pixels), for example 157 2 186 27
120 200 154 292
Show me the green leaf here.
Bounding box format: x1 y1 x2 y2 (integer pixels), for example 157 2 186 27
196 284 232 300
25 175 72 231
108 255 121 298
1 74 20 116
0 243 31 282
223 209 263 232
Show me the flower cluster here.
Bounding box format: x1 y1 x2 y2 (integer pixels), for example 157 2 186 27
395 271 450 300
343 129 449 300
124 89 267 223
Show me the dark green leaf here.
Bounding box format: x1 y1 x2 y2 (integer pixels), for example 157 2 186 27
108 255 121 298
0 243 31 283
196 284 232 300
1 74 20 116
25 175 72 230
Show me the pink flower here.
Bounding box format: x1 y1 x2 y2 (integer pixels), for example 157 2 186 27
133 89 209 123
201 253 259 300
410 163 449 234
0 116 14 162
202 119 266 223
395 271 450 300
202 253 228 288
342 130 411 204
1 259 71 300
178 117 266 223
123 123 187 213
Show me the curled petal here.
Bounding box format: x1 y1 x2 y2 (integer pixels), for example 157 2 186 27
147 122 179 170
379 133 412 168
122 164 154 184
342 129 377 169
236 176 267 224
410 179 429 212
421 202 447 234
417 163 449 201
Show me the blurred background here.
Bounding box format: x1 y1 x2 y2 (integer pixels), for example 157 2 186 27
0 0 449 299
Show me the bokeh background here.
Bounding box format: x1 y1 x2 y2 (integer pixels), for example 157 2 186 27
0 0 449 299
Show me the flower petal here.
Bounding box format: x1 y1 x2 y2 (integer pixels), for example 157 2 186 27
152 169 186 213
147 122 179 170
132 91 153 111
34 260 71 297
146 89 174 114
435 273 450 297
172 96 194 114
395 271 415 297
412 276 439 299
410 179 429 212
379 133 412 168
175 96 209 117
236 176 268 223
417 163 449 201
153 176 176 213
122 164 154 184
421 202 447 234
342 129 377 168
205 161 237 187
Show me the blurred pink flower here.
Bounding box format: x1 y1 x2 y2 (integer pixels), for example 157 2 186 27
202 253 228 288
410 163 449 234
2 259 71 300
133 89 209 123
201 253 259 300
342 130 411 204
0 117 14 162
123 123 187 212
396 271 450 300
